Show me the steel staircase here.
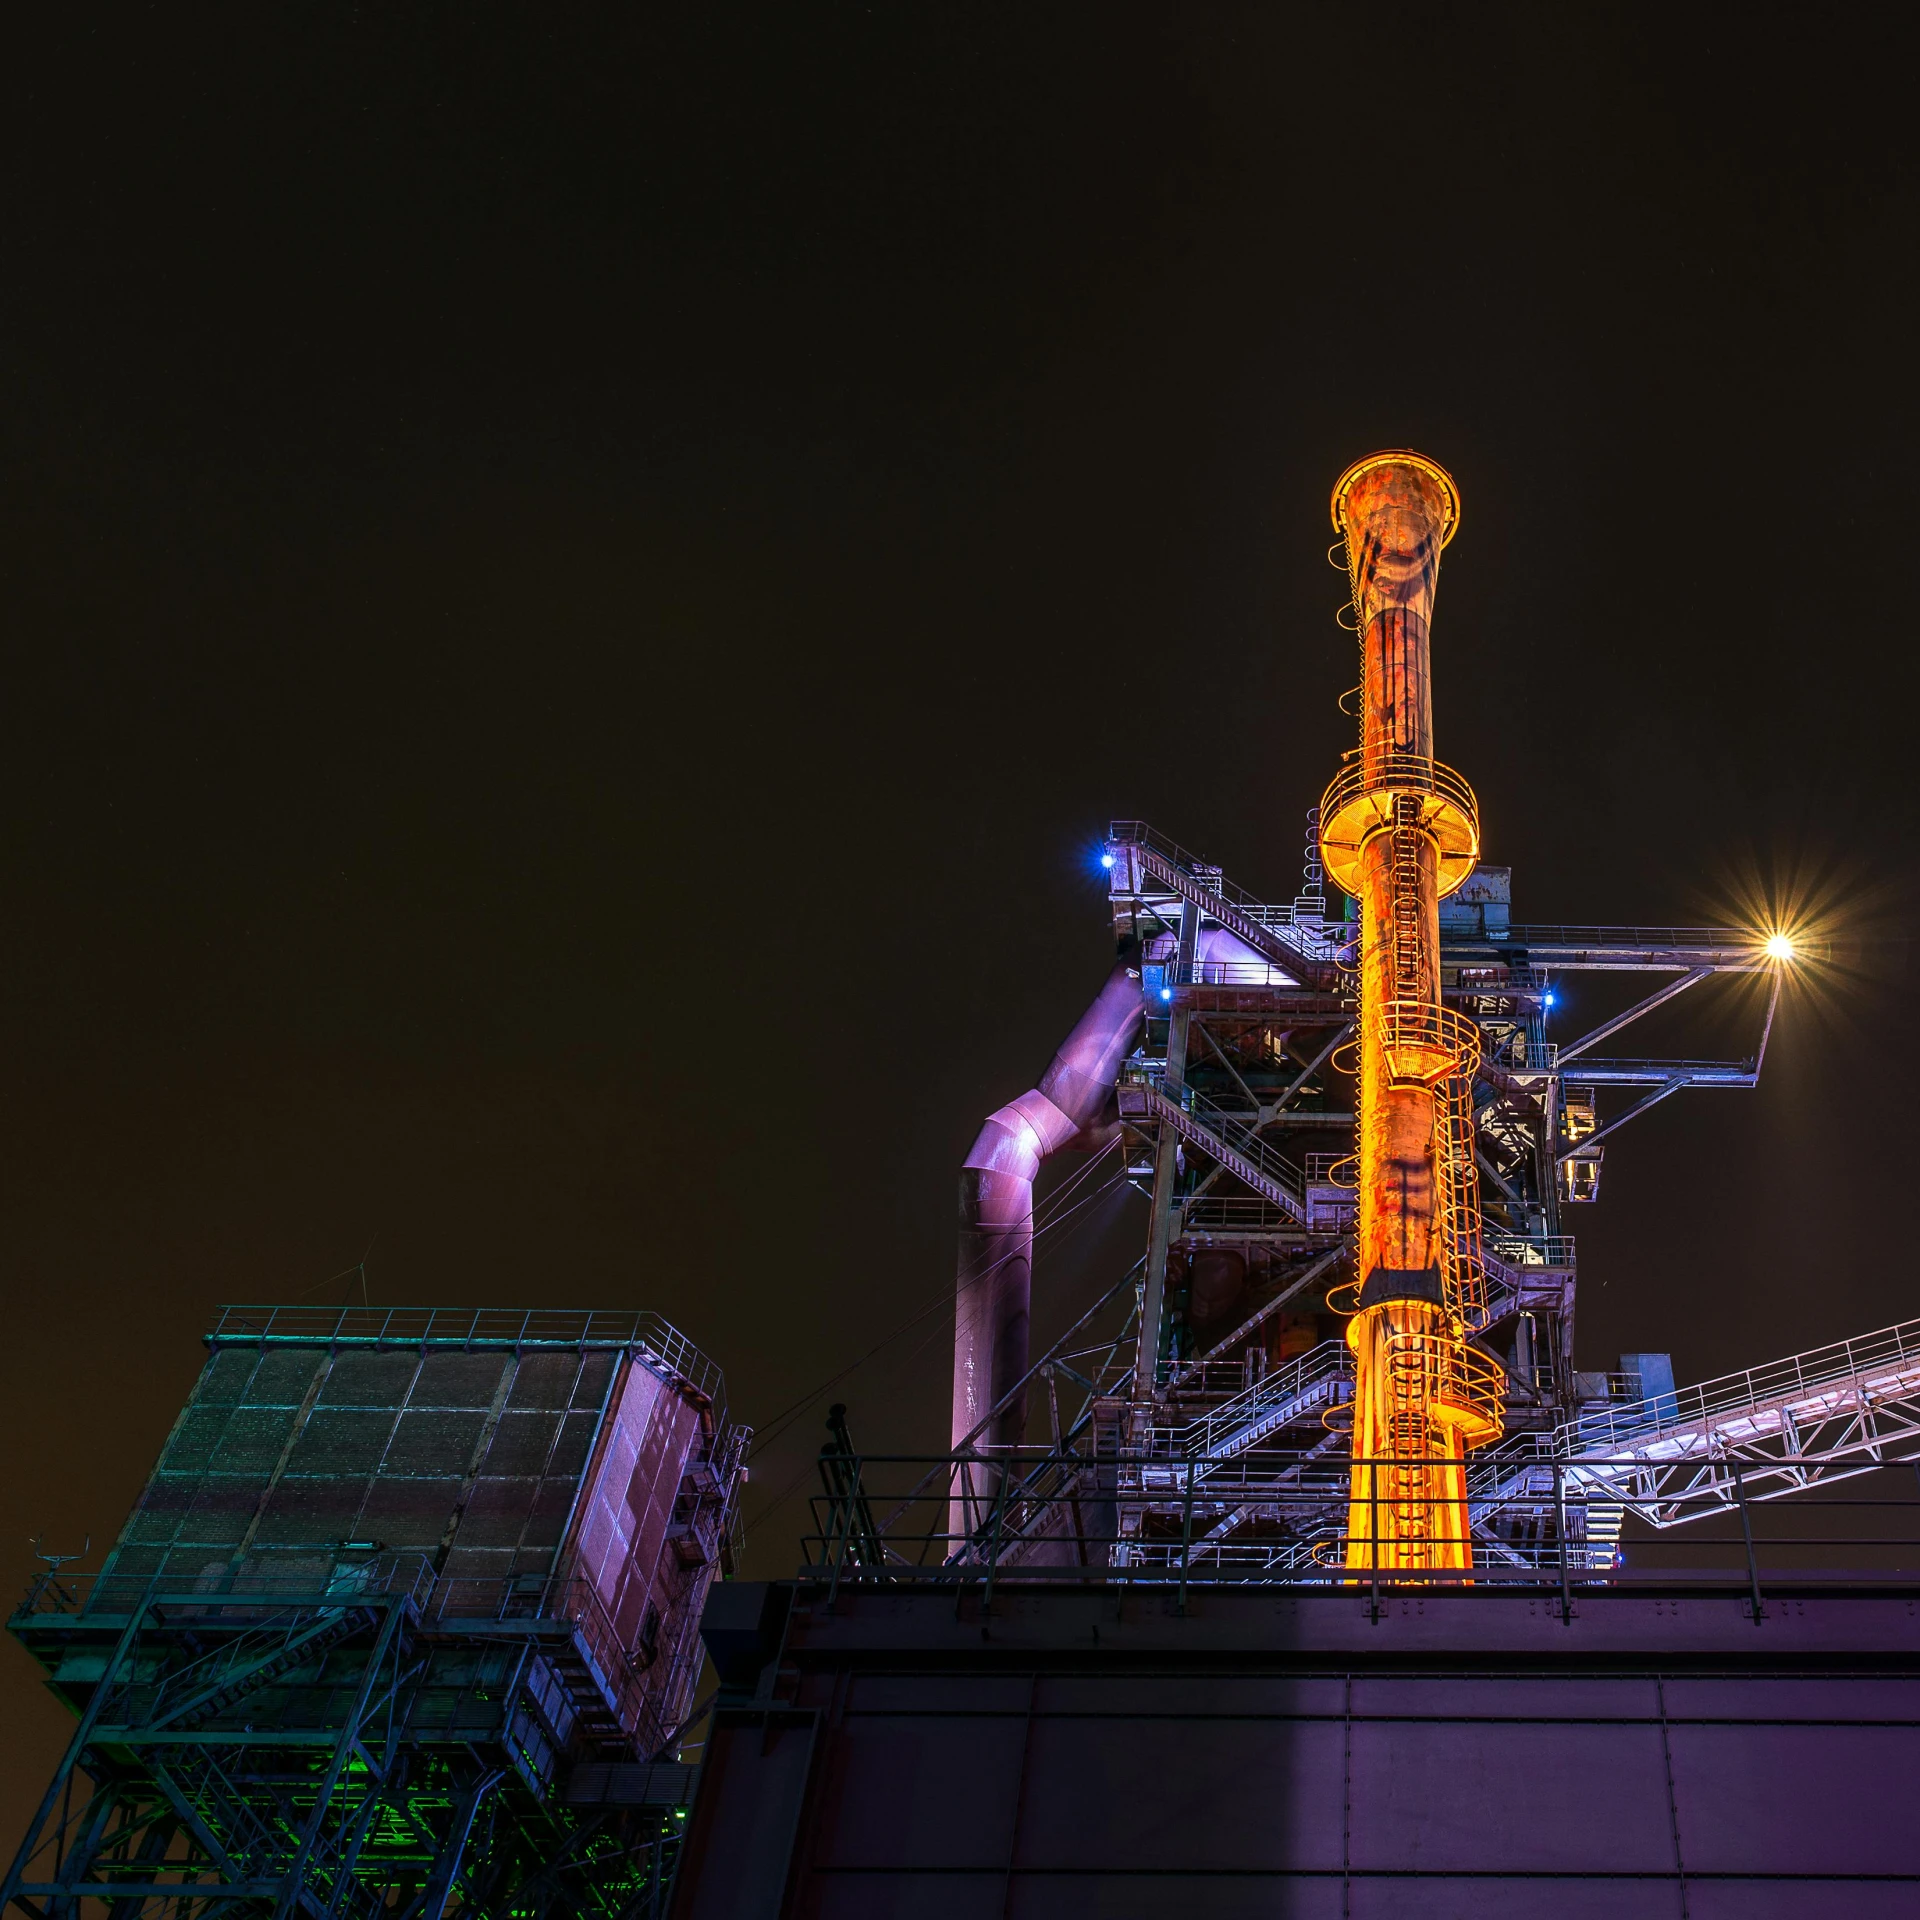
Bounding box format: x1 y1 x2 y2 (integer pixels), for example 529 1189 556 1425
1115 1080 1306 1220
151 1606 377 1732
1170 1341 1352 1463
1109 826 1343 990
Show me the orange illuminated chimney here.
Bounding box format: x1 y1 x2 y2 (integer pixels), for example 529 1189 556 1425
1319 452 1503 1575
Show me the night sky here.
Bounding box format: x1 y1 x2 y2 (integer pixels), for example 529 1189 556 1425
4 6 1919 1829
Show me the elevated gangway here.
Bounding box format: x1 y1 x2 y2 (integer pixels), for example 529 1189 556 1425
1549 1315 1920 1526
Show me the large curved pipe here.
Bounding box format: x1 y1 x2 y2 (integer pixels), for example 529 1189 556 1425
951 939 1144 1457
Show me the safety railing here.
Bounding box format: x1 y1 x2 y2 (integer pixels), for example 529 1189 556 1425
1166 958 1339 987
1378 997 1482 1085
1318 753 1479 843
1106 822 1345 986
1179 1196 1305 1234
16 1554 441 1621
206 1305 728 1414
14 1550 718 1757
1159 1341 1350 1459
1493 924 1779 955
1107 821 1304 924
799 1448 1920 1615
1485 1233 1576 1269
1557 1056 1760 1084
1559 1315 1920 1457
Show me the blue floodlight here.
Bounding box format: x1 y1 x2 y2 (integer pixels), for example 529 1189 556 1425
1544 991 1556 1008
1100 852 1116 869
1159 986 1173 1002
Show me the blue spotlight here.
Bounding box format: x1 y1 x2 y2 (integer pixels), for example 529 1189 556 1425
1100 852 1116 869
1159 986 1173 1002
1544 991 1556 1008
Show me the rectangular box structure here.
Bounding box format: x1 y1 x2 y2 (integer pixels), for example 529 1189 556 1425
90 1305 742 1753
674 1581 1920 1918
4 1306 746 1920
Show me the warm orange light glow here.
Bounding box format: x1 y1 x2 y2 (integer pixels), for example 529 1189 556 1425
1320 452 1502 1578
1764 932 1796 962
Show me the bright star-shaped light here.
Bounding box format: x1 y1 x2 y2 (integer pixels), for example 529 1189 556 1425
1763 933 1796 961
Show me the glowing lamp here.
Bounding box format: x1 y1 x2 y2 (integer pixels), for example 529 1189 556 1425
1100 852 1116 869
1159 986 1173 1002
1544 991 1556 1008
1764 933 1795 962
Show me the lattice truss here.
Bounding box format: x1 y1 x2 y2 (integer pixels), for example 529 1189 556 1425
3 1587 682 1919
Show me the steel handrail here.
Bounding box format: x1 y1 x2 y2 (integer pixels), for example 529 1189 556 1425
1321 750 1477 817
1559 1315 1920 1458
1162 1341 1351 1458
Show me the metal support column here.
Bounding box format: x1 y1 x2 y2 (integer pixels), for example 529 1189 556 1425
1134 900 1198 1410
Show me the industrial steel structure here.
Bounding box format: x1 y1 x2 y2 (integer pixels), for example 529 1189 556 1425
650 449 1920 1918
18 454 1920 1917
662 450 1920 1916
925 450 1854 1586
3 1306 746 1919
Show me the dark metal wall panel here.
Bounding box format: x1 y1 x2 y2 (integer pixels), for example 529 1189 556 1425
809 1716 1028 1870
1346 1720 1675 1874
846 1674 1031 1714
571 1357 706 1649
1684 1886 1920 1920
1349 1673 1655 1718
1346 1879 1678 1920
689 1585 1920 1918
1668 1723 1920 1876
1013 1715 1345 1872
1006 1878 1343 1920
673 1712 818 1920
1036 1672 1344 1716
797 1872 1012 1920
1664 1674 1920 1719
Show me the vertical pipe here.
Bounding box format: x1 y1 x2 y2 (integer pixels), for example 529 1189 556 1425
953 946 1145 1458
1320 452 1499 1579
949 945 1144 1552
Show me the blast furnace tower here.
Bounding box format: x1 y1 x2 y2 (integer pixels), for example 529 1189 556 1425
668 450 1920 1919
1319 451 1500 1573
929 448 1815 1578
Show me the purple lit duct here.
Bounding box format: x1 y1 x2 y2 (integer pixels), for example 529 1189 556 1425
951 941 1144 1455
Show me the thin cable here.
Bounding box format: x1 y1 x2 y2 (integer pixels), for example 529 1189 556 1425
744 1148 1127 1460
748 1230 1140 1545
742 1174 1138 1536
742 1139 1121 1453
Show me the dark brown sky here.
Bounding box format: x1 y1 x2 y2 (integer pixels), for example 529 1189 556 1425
3 4 1918 1833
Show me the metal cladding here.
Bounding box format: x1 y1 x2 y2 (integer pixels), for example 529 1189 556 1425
683 1583 1920 1915
952 941 1144 1456
2 1307 748 1917
90 1307 742 1756
1322 451 1502 1575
